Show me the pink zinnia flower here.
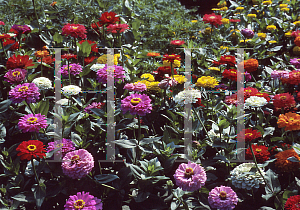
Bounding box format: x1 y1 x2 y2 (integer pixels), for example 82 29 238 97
0 21 5 25
47 139 75 158
60 63 83 77
64 191 103 210
18 113 47 133
170 40 185 46
96 65 125 83
271 70 289 79
173 161 207 191
124 82 147 92
62 23 87 39
11 24 31 34
62 149 94 179
9 83 40 104
106 24 129 33
290 58 300 69
84 102 105 114
4 68 27 84
121 93 152 116
124 83 135 91
208 185 238 210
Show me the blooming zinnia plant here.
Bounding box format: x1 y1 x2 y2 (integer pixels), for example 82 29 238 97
64 191 103 210
120 93 152 116
62 85 82 97
32 77 52 90
4 68 27 84
96 65 125 83
18 113 48 133
275 149 300 173
174 89 202 106
245 144 270 163
9 83 40 104
284 195 300 210
16 140 46 160
6 54 34 70
60 63 83 77
195 76 219 88
62 23 87 39
47 138 76 158
237 128 262 142
277 112 300 131
208 185 238 210
203 13 223 27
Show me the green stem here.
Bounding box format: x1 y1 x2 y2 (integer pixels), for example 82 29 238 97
31 159 40 184
0 40 8 60
192 106 213 144
291 131 295 145
170 62 174 78
24 101 35 114
40 57 43 77
68 61 71 85
255 107 258 127
32 0 41 34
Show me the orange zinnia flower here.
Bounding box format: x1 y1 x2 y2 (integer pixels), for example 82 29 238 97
147 52 160 57
35 50 49 58
238 59 259 73
277 112 300 131
295 36 300 47
275 149 300 172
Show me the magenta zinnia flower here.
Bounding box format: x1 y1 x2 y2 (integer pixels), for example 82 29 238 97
84 102 105 114
173 161 207 191
60 63 83 77
11 24 31 34
96 65 125 83
290 58 300 69
64 191 103 210
124 82 147 92
18 113 47 133
47 139 75 157
62 23 87 39
241 28 254 38
121 93 152 116
62 149 94 179
4 68 27 84
208 185 238 210
9 83 40 104
271 70 289 79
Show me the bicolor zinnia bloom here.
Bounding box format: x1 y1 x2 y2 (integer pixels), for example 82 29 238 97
9 83 40 104
62 23 87 39
16 140 46 160
99 11 120 26
275 149 300 173
121 93 152 116
219 55 236 67
6 54 34 70
11 24 31 34
84 102 105 114
106 24 129 33
284 195 300 210
173 161 207 191
96 65 125 83
290 58 300 69
208 185 238 210
245 144 270 163
170 40 185 46
18 113 47 133
222 69 237 81
241 28 254 38
196 76 219 88
35 50 49 58
277 112 300 131
203 13 223 27
64 191 103 210
62 149 94 179
47 138 76 158
60 63 83 77
238 59 259 73
163 54 181 63
174 89 202 106
273 93 296 110
253 92 270 102
237 128 261 142
4 68 27 84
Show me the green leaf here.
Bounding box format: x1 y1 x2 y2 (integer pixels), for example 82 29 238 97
114 139 138 148
78 40 91 57
94 174 119 184
11 192 35 203
31 183 46 210
262 169 281 201
36 99 49 116
53 32 63 44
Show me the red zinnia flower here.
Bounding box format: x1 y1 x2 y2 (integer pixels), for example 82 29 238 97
285 195 300 210
245 144 270 163
62 23 87 39
106 24 129 33
237 128 261 142
273 93 296 110
219 55 236 67
229 19 241 23
193 98 205 108
170 40 185 46
203 13 223 28
61 53 77 60
254 92 271 102
99 12 120 26
6 54 34 70
0 33 11 41
78 40 98 53
16 140 46 160
3 39 19 50
286 70 300 85
222 69 237 81
212 60 221 66
38 56 55 66
163 54 181 63
291 30 300 37
84 56 97 65
91 21 103 34
243 87 259 101
238 59 259 73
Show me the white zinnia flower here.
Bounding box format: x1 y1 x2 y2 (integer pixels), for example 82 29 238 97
245 96 267 107
62 85 81 96
90 63 105 72
174 89 201 106
56 98 69 105
230 162 265 190
32 77 52 90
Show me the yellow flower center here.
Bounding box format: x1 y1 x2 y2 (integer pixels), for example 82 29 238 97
56 143 64 147
231 71 236 74
209 16 216 19
19 86 28 92
256 148 262 152
72 26 78 30
74 199 85 209
130 98 142 105
27 117 38 124
280 96 287 100
219 191 227 200
27 144 37 152
184 167 194 177
12 71 20 77
246 133 253 136
71 155 80 162
107 16 112 19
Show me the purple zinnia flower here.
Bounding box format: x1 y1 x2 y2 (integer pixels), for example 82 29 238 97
96 64 125 83
121 93 152 116
9 83 40 104
18 113 47 133
47 139 75 157
64 191 103 210
271 70 289 79
241 28 254 38
208 185 238 210
173 161 207 191
290 58 300 69
62 149 94 179
4 68 27 84
60 63 82 77
245 71 251 82
84 102 105 114
11 24 31 34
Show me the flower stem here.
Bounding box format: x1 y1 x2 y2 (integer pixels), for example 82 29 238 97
68 60 71 85
40 57 43 77
32 0 41 34
31 159 40 184
0 40 8 60
255 107 258 127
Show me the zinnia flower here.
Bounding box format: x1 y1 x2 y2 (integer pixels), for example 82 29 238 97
222 69 237 81
99 11 120 26
271 70 289 79
174 89 202 106
163 54 181 63
275 149 300 172
253 92 270 102
277 112 300 131
35 50 49 58
6 54 34 70
225 94 238 106
203 13 223 27
195 76 219 88
64 191 103 210
18 113 47 133
238 58 259 73
208 185 238 210
245 144 270 163
62 149 94 179
0 33 11 41
106 24 129 33
11 24 31 34
61 53 77 60
219 55 236 67
62 23 87 39
9 83 40 104
147 52 160 57
284 195 300 210
170 40 185 45
4 68 27 84
237 128 261 142
84 102 105 114
241 28 254 38
3 39 19 51
47 139 76 158
290 58 300 69
295 37 300 47
173 75 186 84
16 140 46 160
272 93 296 110
96 65 125 83
121 93 152 116
257 33 267 39
285 70 300 85
173 161 207 191
245 96 268 107
32 77 52 90
243 87 259 100
60 63 83 77
124 82 147 92
62 85 82 97
266 25 276 30
291 30 300 37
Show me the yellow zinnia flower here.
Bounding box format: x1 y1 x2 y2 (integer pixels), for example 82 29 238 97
240 39 252 43
97 54 118 65
163 59 181 68
204 27 213 35
266 25 276 30
285 31 292 37
220 46 228 52
191 20 198 23
281 7 289 12
195 76 219 88
293 21 300 26
257 33 267 39
279 4 288 8
173 75 187 84
141 73 155 82
208 67 220 71
221 18 229 24
247 14 257 18
212 8 221 11
217 1 227 7
262 0 272 5
236 7 244 10
268 40 277 44
147 82 161 91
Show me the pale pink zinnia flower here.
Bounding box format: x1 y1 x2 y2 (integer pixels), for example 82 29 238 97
124 82 147 92
208 185 238 210
96 65 125 83
173 161 207 191
121 93 152 116
4 68 27 84
62 23 87 39
0 21 5 25
64 191 103 210
47 138 75 158
9 83 40 104
18 113 47 133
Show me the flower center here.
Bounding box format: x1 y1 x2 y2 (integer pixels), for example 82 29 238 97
107 16 112 19
225 57 231 59
18 86 28 92
27 117 38 124
209 16 216 19
290 117 294 121
280 96 286 100
27 144 37 152
245 90 251 93
72 26 78 30
56 143 64 147
184 167 194 178
73 199 85 209
256 148 262 152
231 71 236 74
71 155 80 162
297 59 300 61
130 98 142 105
12 71 20 77
219 191 227 200
246 133 253 136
